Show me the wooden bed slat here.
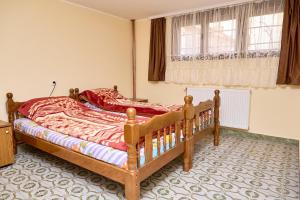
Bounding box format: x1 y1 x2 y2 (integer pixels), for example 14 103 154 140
175 122 180 146
195 114 200 132
169 125 173 149
157 130 161 156
163 128 167 152
137 142 140 168
145 133 153 163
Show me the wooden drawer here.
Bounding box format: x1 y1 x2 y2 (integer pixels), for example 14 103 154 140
0 126 15 167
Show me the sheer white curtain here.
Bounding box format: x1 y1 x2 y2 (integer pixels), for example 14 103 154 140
165 0 284 87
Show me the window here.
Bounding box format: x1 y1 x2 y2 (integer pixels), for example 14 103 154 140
171 0 284 60
248 13 283 51
180 25 201 56
167 0 285 87
208 19 237 54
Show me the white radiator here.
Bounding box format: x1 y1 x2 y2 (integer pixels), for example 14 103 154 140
187 88 251 130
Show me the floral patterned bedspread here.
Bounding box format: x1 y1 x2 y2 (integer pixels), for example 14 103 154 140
80 88 181 117
18 96 148 151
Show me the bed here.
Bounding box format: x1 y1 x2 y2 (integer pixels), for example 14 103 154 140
6 90 220 200
72 86 221 146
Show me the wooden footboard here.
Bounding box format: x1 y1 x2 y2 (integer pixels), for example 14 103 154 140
122 95 197 199
192 90 221 146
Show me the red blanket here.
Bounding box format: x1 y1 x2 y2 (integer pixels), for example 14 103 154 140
80 88 181 117
18 96 148 151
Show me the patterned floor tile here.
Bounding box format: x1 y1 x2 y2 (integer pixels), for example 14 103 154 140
0 129 299 200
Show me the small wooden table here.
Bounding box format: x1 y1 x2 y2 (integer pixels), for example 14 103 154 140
0 120 15 167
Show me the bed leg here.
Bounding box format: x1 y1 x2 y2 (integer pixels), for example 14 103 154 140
213 125 220 146
213 90 220 146
183 136 193 171
125 172 140 200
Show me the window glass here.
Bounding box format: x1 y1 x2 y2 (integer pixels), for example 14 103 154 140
208 19 237 54
180 25 201 56
248 13 283 51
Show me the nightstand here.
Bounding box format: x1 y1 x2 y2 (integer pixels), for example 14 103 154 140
129 98 148 103
0 120 15 167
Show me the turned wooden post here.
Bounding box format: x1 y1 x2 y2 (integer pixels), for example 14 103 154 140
6 93 17 154
124 108 140 200
69 88 75 99
213 90 221 146
113 85 118 92
6 93 15 124
183 95 194 172
124 108 139 170
74 88 80 101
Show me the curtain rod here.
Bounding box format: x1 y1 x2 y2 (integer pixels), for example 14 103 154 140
148 0 256 19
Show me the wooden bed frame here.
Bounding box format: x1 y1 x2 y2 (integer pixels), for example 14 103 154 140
6 90 220 200
72 85 221 147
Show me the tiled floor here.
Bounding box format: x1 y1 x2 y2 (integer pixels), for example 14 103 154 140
0 130 299 199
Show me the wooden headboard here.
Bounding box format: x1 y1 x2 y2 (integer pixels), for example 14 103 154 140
6 90 80 124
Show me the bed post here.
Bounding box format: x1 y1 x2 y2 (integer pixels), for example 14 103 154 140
183 95 194 172
113 85 118 92
213 90 221 146
124 108 140 200
69 88 80 101
69 88 75 99
6 93 17 154
6 93 15 124
74 88 79 101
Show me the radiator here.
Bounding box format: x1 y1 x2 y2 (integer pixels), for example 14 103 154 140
186 88 251 130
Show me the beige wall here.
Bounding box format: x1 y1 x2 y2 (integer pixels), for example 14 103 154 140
136 19 300 140
0 0 132 120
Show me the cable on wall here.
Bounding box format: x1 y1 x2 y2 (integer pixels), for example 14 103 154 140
49 81 56 97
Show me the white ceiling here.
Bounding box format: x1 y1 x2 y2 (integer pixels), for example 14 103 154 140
65 0 242 19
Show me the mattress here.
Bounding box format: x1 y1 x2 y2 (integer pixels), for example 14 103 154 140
14 118 178 169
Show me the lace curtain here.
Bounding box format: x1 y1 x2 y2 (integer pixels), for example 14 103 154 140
165 0 284 87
